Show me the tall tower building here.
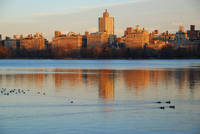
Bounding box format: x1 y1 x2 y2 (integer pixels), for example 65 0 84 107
179 25 185 32
98 9 114 35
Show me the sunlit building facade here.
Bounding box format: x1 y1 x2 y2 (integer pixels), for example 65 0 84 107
99 9 114 35
52 31 82 51
148 30 169 49
122 25 149 48
156 31 175 45
13 33 45 50
87 32 110 48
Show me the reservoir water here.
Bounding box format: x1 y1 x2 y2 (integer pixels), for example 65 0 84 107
0 59 200 134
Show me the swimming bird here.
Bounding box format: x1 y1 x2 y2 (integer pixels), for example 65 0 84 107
169 106 175 109
166 101 171 104
156 101 162 104
160 106 165 109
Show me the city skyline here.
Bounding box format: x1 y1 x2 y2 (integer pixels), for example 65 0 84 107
0 0 199 40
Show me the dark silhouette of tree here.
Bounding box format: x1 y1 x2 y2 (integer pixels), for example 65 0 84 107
0 43 200 59
0 46 11 58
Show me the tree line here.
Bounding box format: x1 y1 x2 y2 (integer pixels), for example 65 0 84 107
0 45 200 59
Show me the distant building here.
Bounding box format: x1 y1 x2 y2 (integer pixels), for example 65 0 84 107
44 39 49 49
157 31 175 44
99 9 114 35
115 37 125 48
52 31 82 51
4 36 14 49
122 25 149 48
87 32 110 48
187 25 200 44
82 31 88 48
148 30 172 49
149 30 159 44
13 35 22 49
108 34 117 47
173 26 189 46
55 31 62 38
17 33 45 50
86 10 115 48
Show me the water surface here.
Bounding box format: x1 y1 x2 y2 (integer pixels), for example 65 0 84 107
0 60 200 134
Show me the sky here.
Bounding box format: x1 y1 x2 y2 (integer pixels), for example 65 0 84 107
0 0 199 40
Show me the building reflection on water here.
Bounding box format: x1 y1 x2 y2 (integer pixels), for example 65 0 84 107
53 69 83 92
99 70 114 100
0 68 200 99
123 70 150 95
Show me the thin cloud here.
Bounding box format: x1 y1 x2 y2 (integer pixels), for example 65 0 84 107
0 19 38 24
32 0 149 18
76 0 149 10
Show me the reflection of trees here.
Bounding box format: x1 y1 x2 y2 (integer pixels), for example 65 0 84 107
99 70 114 100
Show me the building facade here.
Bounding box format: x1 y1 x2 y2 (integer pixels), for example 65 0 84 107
149 30 159 44
122 25 149 48
158 31 175 44
52 31 82 51
187 25 200 45
13 33 45 50
98 9 114 35
87 32 110 48
3 37 14 49
173 26 189 46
